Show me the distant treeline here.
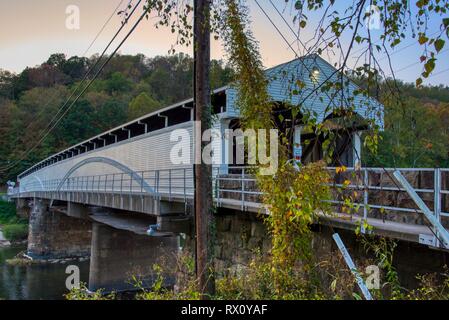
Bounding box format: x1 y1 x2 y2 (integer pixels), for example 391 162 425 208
363 80 449 169
0 53 448 183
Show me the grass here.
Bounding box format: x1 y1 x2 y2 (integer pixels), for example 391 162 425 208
0 199 28 241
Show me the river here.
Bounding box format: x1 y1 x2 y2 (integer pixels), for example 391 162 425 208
0 244 90 300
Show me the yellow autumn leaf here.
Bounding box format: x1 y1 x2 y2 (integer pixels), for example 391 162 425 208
336 165 347 174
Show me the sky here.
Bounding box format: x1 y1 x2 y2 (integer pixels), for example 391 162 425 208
0 0 448 86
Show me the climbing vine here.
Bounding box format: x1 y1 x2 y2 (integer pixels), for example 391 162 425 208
222 1 333 296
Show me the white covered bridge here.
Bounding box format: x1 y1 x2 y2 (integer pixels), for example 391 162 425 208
10 55 449 251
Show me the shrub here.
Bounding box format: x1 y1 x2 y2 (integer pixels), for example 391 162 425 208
2 224 28 241
0 200 17 224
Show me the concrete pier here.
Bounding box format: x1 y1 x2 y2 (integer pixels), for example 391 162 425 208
88 222 178 292
27 199 92 259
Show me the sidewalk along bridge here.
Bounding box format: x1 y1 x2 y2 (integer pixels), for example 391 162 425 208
10 55 449 292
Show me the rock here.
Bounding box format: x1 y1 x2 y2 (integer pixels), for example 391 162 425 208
0 240 11 248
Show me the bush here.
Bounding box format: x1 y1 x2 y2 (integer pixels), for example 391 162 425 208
0 200 17 224
2 224 28 241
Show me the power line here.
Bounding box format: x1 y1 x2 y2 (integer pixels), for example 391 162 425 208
428 67 449 78
82 0 126 56
0 1 146 173
392 48 449 75
3 0 126 158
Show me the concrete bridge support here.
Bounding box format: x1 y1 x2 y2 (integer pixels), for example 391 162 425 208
15 198 30 219
27 199 92 259
88 222 178 292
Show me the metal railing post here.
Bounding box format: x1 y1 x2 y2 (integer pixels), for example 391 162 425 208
216 167 220 206
141 171 144 193
434 168 442 247
169 169 172 200
183 168 186 201
394 170 449 248
362 168 369 234
241 168 245 210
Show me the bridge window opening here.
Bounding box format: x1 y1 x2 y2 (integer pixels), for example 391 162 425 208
137 120 149 134
322 111 368 167
87 142 94 152
147 115 166 133
127 122 146 138
112 128 129 143
182 101 194 120
103 134 116 146
212 91 226 114
163 106 191 126
271 102 304 160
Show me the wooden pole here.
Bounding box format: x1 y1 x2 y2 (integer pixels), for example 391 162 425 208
193 0 214 299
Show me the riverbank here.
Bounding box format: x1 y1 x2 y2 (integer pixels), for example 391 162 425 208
0 226 11 247
0 199 28 245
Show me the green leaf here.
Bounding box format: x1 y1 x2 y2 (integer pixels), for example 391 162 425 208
352 292 362 300
416 77 423 87
434 39 445 52
424 59 436 75
443 18 449 28
418 34 428 45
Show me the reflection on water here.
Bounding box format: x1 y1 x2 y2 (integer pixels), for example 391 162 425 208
0 245 90 300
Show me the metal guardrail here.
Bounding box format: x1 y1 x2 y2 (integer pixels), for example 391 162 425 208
213 166 449 248
10 167 196 201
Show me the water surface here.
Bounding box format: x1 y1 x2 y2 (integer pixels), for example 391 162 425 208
0 244 89 300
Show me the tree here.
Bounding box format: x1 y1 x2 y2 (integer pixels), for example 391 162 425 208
105 72 132 94
127 92 161 120
365 97 449 167
46 53 67 69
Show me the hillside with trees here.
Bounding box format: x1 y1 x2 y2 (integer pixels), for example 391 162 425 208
364 81 449 168
0 53 233 182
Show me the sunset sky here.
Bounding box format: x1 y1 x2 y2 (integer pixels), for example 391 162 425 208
1 0 448 86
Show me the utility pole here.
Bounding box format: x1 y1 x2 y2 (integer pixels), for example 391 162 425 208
193 0 214 299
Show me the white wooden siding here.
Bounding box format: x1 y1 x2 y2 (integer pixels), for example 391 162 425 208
19 122 194 190
225 55 383 128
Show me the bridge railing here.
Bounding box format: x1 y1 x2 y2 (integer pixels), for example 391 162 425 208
13 166 196 200
214 166 449 248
